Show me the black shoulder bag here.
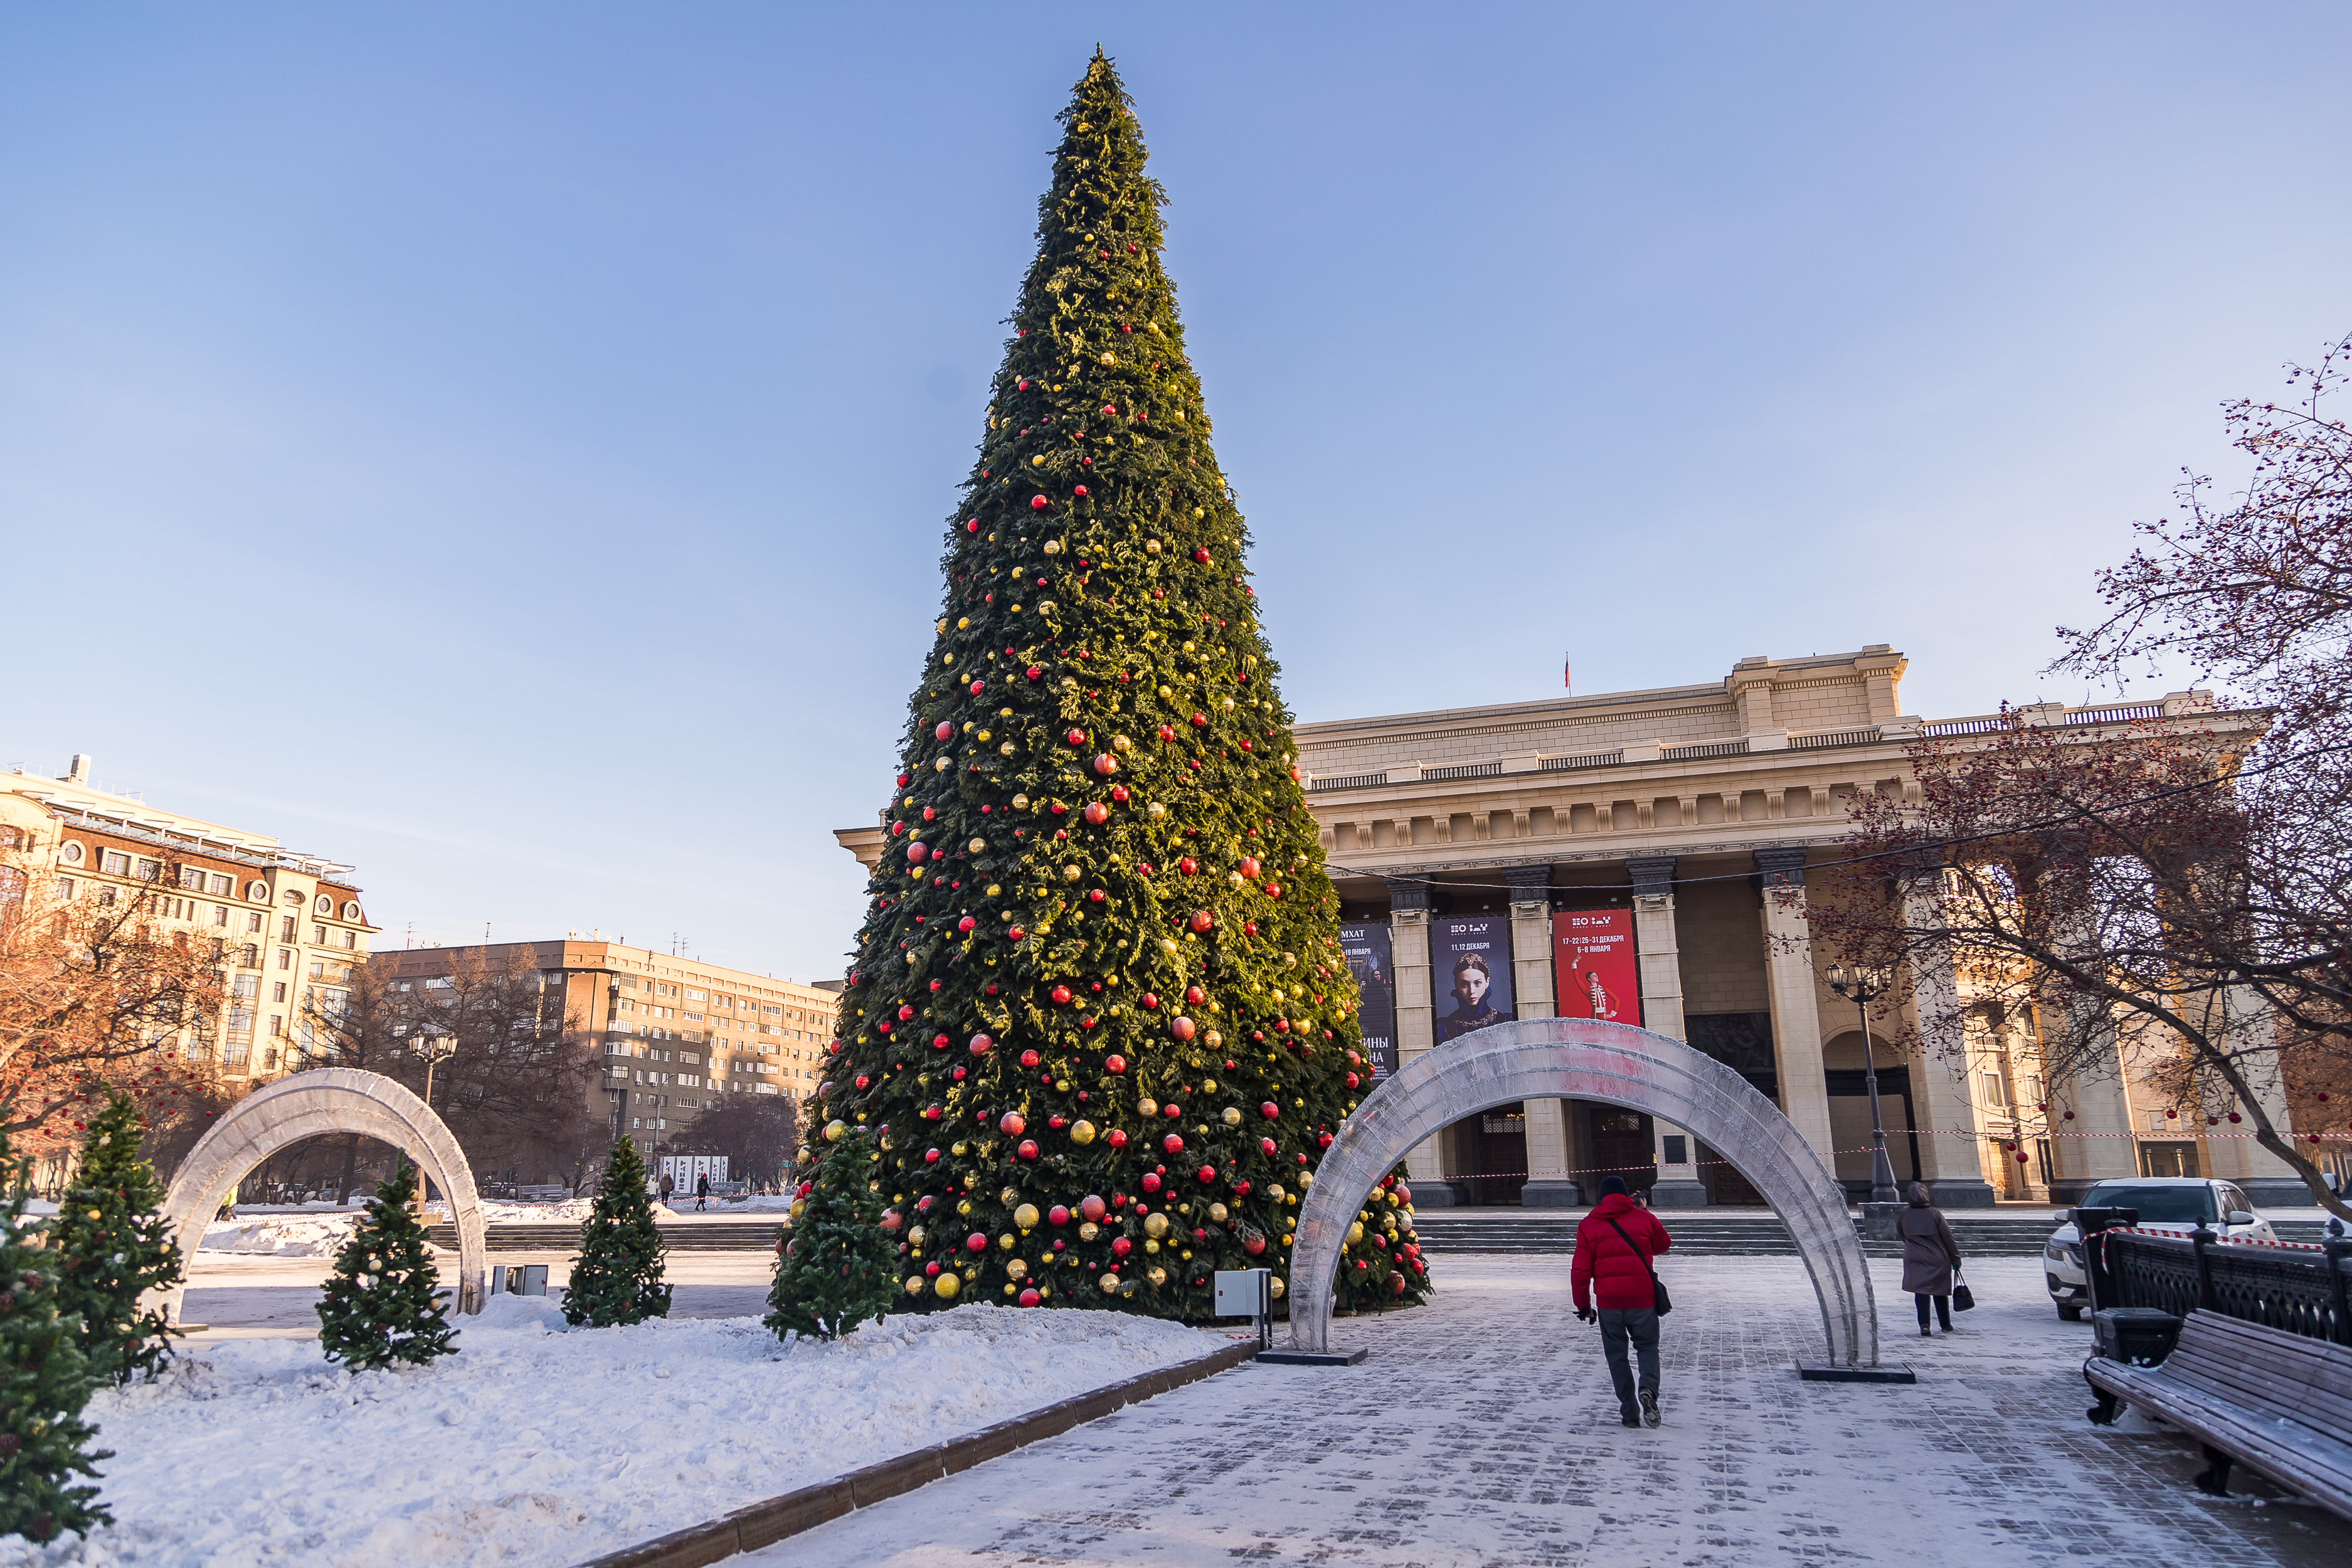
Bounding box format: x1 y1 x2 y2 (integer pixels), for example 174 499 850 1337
1604 1217 1672 1315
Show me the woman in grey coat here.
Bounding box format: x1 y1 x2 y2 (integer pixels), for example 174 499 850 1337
1897 1182 1963 1335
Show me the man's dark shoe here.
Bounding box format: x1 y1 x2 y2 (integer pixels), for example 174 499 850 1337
1639 1390 1661 1428
1621 1414 1641 1428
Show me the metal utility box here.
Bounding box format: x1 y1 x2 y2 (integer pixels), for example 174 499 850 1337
1214 1268 1271 1321
492 1263 551 1298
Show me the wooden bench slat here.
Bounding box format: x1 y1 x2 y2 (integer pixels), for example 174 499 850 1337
2092 1367 2352 1486
2087 1314 2352 1523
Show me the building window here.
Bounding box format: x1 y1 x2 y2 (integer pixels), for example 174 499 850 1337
277 948 293 970
210 874 234 896
280 916 295 941
97 886 117 908
134 857 160 880
179 866 205 891
309 961 325 980
272 982 287 1002
314 894 332 914
55 877 77 900
247 880 268 901
282 891 303 907
60 841 85 866
212 904 230 926
1981 1073 2006 1106
311 924 326 945
101 850 130 875
268 1015 283 1037
240 943 260 968
342 930 356 949
342 900 360 920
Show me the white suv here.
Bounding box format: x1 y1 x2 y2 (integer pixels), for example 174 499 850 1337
2043 1177 2274 1320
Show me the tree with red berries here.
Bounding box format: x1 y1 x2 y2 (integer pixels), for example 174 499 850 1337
807 51 1426 1322
1807 332 2352 1225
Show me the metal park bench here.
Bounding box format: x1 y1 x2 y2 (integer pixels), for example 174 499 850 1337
2087 1310 2352 1519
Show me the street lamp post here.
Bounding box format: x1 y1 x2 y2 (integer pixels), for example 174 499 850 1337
413 1033 457 1222
1826 962 1902 1205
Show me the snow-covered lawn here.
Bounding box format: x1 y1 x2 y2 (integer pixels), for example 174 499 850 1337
194 1199 734 1255
3 1299 1227 1568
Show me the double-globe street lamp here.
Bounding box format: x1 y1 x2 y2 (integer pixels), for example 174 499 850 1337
1825 961 1902 1205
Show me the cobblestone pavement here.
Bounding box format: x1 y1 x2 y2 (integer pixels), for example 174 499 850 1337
744 1254 2339 1568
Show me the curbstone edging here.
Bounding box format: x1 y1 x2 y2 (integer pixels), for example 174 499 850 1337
575 1338 1259 1568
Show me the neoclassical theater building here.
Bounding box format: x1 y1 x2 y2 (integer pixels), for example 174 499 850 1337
840 645 2306 1209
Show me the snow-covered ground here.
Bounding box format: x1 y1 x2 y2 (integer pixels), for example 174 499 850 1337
199 1214 360 1257
176 1248 778 1337
194 1200 706 1255
3 1300 1227 1568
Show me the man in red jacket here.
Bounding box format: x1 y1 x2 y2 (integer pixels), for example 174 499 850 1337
1572 1175 1672 1428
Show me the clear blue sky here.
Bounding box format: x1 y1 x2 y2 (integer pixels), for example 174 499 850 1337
4 6 2346 979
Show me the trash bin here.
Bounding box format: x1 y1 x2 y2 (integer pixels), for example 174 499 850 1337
2093 1306 2181 1367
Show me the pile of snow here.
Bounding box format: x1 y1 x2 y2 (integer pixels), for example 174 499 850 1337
5 1302 1224 1567
475 1199 677 1224
477 1197 596 1224
200 1214 362 1257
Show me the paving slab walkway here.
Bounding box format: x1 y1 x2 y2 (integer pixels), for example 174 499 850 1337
741 1254 2339 1568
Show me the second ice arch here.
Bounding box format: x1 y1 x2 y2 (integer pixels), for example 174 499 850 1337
1285 1016 1879 1369
151 1067 490 1325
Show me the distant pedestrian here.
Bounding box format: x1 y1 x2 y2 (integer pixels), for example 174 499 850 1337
658 1173 675 1205
1899 1182 1963 1336
1572 1175 1673 1428
694 1173 710 1212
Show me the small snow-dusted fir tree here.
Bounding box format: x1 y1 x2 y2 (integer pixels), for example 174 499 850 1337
0 1130 110 1544
563 1136 670 1327
48 1089 183 1386
766 1123 898 1340
815 50 1426 1320
316 1162 458 1371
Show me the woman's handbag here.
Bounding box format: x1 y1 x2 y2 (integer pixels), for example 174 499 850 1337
1604 1217 1672 1315
1952 1266 1975 1313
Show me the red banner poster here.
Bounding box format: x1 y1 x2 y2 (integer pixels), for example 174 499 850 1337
1552 909 1640 1025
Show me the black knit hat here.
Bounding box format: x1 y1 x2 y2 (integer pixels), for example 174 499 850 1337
1599 1175 1629 1199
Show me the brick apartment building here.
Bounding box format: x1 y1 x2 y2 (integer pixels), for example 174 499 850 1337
373 938 838 1145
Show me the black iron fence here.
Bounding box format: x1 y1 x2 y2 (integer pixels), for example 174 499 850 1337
2089 1214 2352 1347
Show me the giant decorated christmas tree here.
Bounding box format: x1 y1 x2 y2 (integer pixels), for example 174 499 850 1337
806 51 1428 1322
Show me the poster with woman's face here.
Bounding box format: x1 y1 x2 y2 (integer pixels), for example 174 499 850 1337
1338 922 1396 1076
1432 914 1513 1044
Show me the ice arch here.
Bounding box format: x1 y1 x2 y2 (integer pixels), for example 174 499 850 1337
1287 1017 1880 1369
155 1067 488 1323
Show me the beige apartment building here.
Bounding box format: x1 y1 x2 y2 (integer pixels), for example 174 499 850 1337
1 755 375 1079
840 648 2307 1209
373 938 838 1143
